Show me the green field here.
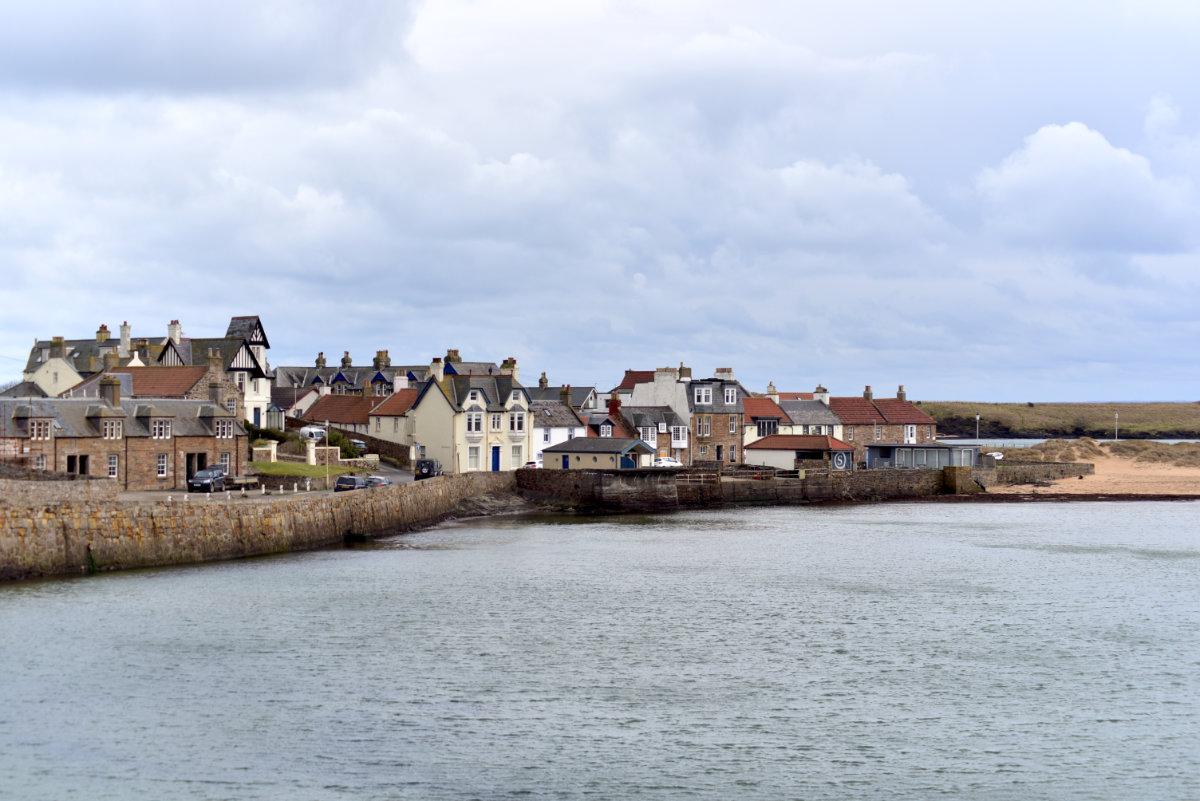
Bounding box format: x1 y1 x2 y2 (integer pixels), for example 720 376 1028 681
920 401 1200 439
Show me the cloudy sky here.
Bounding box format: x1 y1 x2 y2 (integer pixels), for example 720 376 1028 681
1 1 1198 400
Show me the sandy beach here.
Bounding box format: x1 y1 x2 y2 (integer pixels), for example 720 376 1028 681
990 454 1200 496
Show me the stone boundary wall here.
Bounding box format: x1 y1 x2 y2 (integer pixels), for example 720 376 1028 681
0 472 513 581
974 462 1094 488
516 469 678 512
0 477 121 503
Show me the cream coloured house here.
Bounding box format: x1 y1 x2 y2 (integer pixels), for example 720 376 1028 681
366 388 420 453
408 358 535 473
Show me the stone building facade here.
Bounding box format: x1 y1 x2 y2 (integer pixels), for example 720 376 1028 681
687 369 747 466
828 385 937 464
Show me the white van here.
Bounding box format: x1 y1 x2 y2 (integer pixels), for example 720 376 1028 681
299 426 327 441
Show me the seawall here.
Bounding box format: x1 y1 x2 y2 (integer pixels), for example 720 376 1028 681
0 472 513 581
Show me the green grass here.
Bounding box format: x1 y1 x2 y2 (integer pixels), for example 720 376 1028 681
921 401 1200 438
249 460 356 478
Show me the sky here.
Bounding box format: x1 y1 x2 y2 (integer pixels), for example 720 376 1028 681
1 0 1198 401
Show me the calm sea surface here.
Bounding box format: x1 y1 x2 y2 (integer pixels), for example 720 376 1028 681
2 502 1198 800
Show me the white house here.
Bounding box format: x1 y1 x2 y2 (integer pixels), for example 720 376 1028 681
530 394 586 467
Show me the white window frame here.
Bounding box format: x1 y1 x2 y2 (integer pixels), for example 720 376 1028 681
156 453 168 478
152 419 172 439
641 426 655 443
694 386 712 405
375 417 381 432
729 416 737 434
107 454 119 479
509 412 525 432
102 420 123 440
393 418 399 433
466 412 483 433
600 424 613 438
671 425 688 444
491 413 503 431
874 424 882 441
30 420 51 441
724 387 736 404
543 428 551 443
219 452 231 470
468 446 480 470
511 444 522 464
904 424 917 443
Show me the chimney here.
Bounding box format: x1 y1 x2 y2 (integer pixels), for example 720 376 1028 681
50 336 65 359
341 351 353 368
207 348 224 375
103 351 120 370
445 348 461 364
863 385 873 401
100 375 121 408
767 381 779 403
315 351 326 368
373 350 384 370
208 381 222 405
560 384 571 404
897 385 907 402
500 356 518 382
430 356 444 383
119 321 131 357
167 320 182 345
381 349 391 368
96 323 110 343
135 339 150 363
678 362 692 381
814 385 829 405
607 390 621 418
714 367 735 382
538 371 549 390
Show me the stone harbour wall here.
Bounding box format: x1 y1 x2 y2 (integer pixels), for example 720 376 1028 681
0 476 120 503
0 472 513 581
974 461 1094 488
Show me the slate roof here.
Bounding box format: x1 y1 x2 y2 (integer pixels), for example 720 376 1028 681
585 411 637 439
274 365 408 389
24 338 126 376
444 361 501 376
531 399 585 429
303 395 380 426
686 378 746 413
369 389 419 417
747 434 853 451
779 400 843 426
542 437 654 455
619 405 683 430
224 315 268 347
526 385 596 409
270 385 316 411
440 375 528 412
0 398 241 439
611 370 655 392
0 381 47 398
66 367 209 399
742 396 788 420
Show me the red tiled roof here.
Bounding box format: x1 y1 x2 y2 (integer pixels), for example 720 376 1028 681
369 388 419 417
873 398 936 425
828 396 886 424
778 391 814 401
746 435 853 451
117 367 207 397
742 396 787 419
304 395 379 426
611 370 654 392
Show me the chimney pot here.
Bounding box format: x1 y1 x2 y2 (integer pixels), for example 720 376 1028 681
100 375 121 407
315 351 326 368
96 323 110 343
539 372 549 389
897 384 907 402
341 351 352 368
863 385 873 401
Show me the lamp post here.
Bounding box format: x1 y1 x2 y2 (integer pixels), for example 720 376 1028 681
975 413 981 440
1114 412 1119 442
325 418 331 489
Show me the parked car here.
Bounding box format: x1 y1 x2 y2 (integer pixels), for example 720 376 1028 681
414 459 442 480
653 456 684 468
365 475 392 488
521 461 540 469
334 475 368 492
187 468 227 493
299 425 327 441
349 439 368 452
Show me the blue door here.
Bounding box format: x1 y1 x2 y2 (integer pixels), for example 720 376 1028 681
252 407 261 427
491 446 501 471
561 455 570 469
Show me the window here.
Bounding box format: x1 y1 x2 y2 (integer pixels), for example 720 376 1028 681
511 391 521 402
511 445 522 464
847 428 854 441
235 373 246 392
151 419 172 439
509 412 525 432
29 420 51 440
697 416 711 437
671 425 687 443
927 425 934 438
416 445 427 458
393 418 399 433
468 446 480 470
219 452 231 470
729 416 738 434
694 386 712 405
543 429 551 443
873 424 882 440
225 398 237 414
156 453 168 478
756 420 778 438
375 383 388 396
491 413 503 431
641 426 655 443
699 445 708 456
102 420 123 440
253 379 261 394
375 417 381 432
904 425 917 443
724 387 736 405
214 420 234 439
466 412 483 433
107 454 119 479
566 429 576 440
468 390 480 402
729 444 737 462
34 454 46 470
600 424 612 438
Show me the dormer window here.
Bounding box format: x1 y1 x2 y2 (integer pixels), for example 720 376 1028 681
29 420 52 440
151 419 172 439
214 420 234 439
102 420 123 440
724 387 737 404
694 386 712 405
600 424 612 438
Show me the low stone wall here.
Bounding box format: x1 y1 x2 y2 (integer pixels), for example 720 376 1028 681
0 472 513 580
0 476 121 503
516 468 678 512
974 461 1094 488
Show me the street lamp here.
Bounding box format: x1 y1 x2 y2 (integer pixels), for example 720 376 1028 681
325 418 331 489
1114 412 1119 442
975 413 981 440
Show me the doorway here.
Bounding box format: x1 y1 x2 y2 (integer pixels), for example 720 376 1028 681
185 452 208 480
715 445 723 461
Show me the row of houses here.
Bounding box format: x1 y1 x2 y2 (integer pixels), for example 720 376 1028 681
2 314 960 485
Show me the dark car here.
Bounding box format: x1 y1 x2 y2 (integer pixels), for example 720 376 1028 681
187 468 226 493
334 475 368 492
414 459 442 480
365 475 392 488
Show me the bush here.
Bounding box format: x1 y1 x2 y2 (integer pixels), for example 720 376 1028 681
244 421 290 443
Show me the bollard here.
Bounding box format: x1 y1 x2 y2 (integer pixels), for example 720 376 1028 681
226 490 231 501
167 495 172 503
261 485 266 496
293 482 298 494
241 487 246 498
206 491 211 501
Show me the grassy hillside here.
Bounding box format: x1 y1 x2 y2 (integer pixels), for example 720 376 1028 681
920 401 1200 439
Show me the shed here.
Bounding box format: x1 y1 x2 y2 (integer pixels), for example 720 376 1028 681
542 437 654 470
744 434 855 471
865 442 979 469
